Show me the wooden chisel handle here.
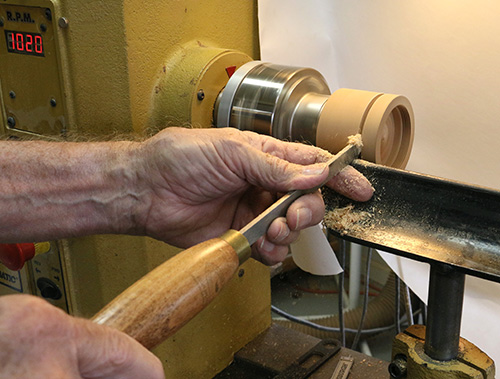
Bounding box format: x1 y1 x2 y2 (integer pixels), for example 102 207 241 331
91 230 251 350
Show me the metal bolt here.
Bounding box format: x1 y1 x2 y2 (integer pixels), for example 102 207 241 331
9 91 16 99
40 23 47 32
7 117 16 128
388 354 407 378
58 17 69 29
45 8 52 21
197 90 205 101
238 269 245 278
50 98 57 107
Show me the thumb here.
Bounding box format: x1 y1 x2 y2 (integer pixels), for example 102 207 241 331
244 150 330 192
74 318 165 379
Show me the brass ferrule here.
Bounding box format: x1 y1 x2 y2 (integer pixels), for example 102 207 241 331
220 230 251 265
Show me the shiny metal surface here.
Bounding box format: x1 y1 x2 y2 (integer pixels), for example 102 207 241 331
215 61 330 142
215 60 262 128
240 143 361 245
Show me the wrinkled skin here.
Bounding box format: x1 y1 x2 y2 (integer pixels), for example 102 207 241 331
0 295 164 379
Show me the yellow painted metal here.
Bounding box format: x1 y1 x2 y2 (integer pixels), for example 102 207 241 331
149 42 252 130
122 0 259 134
0 1 269 378
0 1 66 137
1 0 259 136
392 325 495 378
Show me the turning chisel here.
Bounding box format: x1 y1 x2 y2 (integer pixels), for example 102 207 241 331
92 142 361 349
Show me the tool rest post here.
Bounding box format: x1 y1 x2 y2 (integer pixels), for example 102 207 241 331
424 263 466 361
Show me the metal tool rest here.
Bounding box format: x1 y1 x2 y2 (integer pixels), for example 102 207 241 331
325 160 497 378
218 159 498 378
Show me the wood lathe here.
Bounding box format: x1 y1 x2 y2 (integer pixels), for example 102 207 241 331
2 1 494 377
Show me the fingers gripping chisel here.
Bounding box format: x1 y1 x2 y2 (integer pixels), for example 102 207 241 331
92 143 361 349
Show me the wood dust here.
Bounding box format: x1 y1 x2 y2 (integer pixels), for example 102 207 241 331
324 204 373 235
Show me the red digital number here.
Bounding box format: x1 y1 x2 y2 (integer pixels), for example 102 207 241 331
15 33 24 51
5 31 43 56
34 35 42 54
26 34 33 52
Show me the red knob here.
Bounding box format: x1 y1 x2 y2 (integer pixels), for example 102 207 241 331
0 242 50 271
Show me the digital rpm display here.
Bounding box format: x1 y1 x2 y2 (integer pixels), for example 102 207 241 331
4 30 44 57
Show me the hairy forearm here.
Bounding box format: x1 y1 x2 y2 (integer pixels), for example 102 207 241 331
0 140 143 242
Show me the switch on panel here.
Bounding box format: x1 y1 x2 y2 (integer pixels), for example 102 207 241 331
36 277 62 300
0 242 51 270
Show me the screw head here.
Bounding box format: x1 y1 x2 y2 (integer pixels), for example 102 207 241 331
0 18 4 27
197 90 205 101
7 117 16 128
58 17 69 29
50 98 57 107
238 269 245 278
45 8 52 21
9 91 16 99
40 23 47 32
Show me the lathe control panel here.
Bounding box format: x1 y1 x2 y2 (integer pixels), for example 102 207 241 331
0 242 69 312
0 1 66 137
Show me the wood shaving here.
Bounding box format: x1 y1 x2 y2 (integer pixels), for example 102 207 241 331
324 204 373 235
347 133 363 148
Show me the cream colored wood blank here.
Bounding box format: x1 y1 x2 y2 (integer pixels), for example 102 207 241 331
316 88 414 168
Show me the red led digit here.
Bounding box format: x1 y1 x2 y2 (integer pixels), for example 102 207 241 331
34 35 42 54
15 33 24 51
25 34 33 52
5 31 44 56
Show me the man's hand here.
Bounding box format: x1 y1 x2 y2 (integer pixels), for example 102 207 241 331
0 295 164 379
133 127 373 264
0 127 373 378
0 127 372 265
